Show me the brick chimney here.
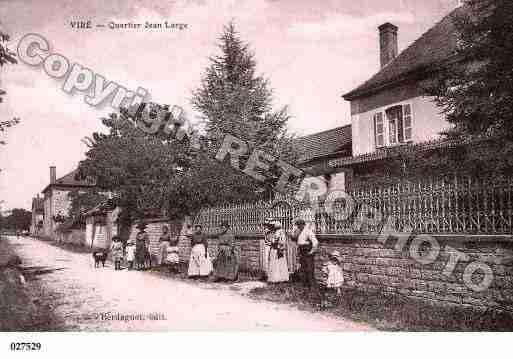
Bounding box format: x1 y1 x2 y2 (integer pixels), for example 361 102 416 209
379 23 398 68
50 166 56 184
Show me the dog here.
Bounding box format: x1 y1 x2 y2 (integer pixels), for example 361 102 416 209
93 250 108 268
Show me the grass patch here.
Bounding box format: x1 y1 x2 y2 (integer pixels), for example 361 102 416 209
0 236 65 330
247 281 513 331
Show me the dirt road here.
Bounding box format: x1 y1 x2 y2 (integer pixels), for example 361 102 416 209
6 236 372 331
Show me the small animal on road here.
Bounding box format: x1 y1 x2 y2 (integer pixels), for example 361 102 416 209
93 250 108 268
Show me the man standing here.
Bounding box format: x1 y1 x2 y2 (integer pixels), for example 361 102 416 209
289 218 318 287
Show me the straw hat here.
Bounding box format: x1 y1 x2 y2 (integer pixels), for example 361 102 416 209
263 217 274 227
136 222 147 230
293 217 306 226
271 220 282 229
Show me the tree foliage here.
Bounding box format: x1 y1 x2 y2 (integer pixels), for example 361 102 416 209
78 111 195 222
191 22 298 204
0 208 31 231
425 0 513 139
392 0 513 180
0 30 19 150
77 23 297 225
66 189 109 225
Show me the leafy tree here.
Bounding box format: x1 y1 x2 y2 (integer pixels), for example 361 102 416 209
1 30 20 164
78 111 195 227
1 208 32 231
66 189 109 226
191 22 298 205
420 0 513 178
0 30 17 102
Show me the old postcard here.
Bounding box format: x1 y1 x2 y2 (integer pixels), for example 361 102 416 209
1 0 512 348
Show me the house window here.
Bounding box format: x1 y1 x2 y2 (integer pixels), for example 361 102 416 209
373 103 413 149
373 113 384 147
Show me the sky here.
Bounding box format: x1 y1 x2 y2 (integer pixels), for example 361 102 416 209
0 0 461 210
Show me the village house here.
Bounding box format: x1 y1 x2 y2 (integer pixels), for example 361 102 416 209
41 166 95 237
324 7 467 188
83 199 120 249
29 195 44 236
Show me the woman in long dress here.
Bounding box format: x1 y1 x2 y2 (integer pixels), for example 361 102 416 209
267 221 289 283
213 221 239 281
260 218 274 280
160 225 180 273
187 224 212 278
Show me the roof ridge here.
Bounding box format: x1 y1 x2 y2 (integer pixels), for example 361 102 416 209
384 7 460 72
295 124 351 140
55 168 78 182
343 6 466 100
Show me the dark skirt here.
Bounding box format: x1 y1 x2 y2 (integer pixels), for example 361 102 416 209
213 244 239 280
135 241 147 263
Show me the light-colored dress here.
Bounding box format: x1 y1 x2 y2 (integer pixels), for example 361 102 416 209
321 262 344 288
267 229 289 283
188 233 212 276
166 245 180 264
111 241 124 261
126 242 136 262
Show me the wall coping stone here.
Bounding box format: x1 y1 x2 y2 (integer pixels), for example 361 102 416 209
223 232 513 243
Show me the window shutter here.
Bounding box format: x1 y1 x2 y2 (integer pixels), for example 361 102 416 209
388 118 397 145
403 104 413 141
374 113 384 148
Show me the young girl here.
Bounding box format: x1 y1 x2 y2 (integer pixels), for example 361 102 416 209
126 239 136 270
110 236 124 271
319 250 344 309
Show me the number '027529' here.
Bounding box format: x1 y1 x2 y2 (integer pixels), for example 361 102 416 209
10 342 41 351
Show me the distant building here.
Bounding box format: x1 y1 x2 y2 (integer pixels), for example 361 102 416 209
30 195 44 235
83 199 119 249
41 166 95 237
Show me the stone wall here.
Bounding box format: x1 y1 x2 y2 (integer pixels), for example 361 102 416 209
315 234 513 310
213 232 513 310
126 220 513 310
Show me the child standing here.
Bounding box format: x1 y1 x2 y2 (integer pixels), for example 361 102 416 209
126 239 136 270
110 236 124 271
319 250 344 309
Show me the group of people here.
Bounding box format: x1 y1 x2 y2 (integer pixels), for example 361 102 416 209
263 217 344 308
108 217 344 308
110 222 180 271
186 220 239 281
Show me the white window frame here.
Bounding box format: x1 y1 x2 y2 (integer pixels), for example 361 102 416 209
373 102 413 149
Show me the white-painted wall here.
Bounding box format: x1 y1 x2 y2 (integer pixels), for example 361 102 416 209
351 95 450 156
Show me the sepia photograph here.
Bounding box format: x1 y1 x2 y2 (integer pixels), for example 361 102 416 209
0 0 512 351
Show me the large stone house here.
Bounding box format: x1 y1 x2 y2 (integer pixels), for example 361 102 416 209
29 195 44 235
41 166 95 237
326 6 466 188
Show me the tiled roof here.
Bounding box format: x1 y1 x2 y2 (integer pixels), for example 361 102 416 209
294 124 352 164
42 168 95 193
83 198 116 217
327 137 465 168
343 6 467 100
